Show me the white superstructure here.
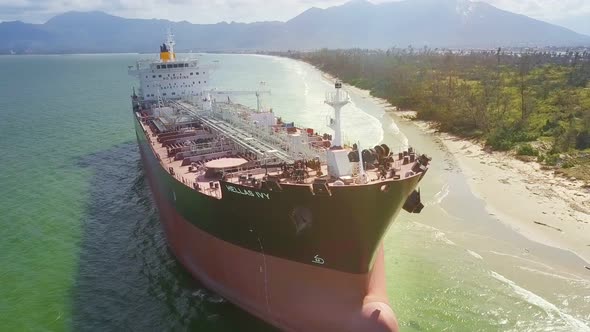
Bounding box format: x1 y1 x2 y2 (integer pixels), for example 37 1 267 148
129 30 213 102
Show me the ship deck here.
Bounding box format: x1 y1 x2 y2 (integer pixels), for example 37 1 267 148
137 110 425 200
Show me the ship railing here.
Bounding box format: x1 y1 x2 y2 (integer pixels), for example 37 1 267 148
222 166 283 185
176 145 233 161
208 104 328 163
208 103 279 142
205 112 292 159
171 100 325 165
198 113 295 164
325 90 350 105
173 174 223 200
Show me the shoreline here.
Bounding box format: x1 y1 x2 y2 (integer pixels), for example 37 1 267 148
320 71 590 264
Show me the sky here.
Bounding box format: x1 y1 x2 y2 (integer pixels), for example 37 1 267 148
1 0 589 35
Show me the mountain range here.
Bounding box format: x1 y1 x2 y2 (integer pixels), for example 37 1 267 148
1 0 589 54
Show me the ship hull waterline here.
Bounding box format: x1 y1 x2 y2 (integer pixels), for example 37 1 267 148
135 126 404 331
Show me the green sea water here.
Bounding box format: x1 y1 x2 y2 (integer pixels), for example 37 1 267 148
0 53 588 331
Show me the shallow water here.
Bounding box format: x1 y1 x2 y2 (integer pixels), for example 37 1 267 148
0 53 588 331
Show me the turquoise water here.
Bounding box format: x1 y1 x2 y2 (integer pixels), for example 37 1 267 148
0 53 588 331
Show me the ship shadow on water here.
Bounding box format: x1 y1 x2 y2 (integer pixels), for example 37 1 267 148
71 142 276 331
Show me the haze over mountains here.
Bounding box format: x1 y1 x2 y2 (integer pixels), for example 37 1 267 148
1 0 589 54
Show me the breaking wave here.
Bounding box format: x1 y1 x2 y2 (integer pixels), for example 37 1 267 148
491 271 590 331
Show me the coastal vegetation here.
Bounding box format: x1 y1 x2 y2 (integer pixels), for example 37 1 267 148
285 48 590 183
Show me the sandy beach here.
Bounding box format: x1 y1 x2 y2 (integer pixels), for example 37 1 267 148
419 126 590 262
335 76 590 264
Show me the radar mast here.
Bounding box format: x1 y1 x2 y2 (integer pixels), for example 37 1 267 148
325 81 350 148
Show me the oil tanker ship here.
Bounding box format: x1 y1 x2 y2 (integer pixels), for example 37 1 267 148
129 32 430 332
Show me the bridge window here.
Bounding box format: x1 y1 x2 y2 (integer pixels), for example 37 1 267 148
190 72 193 75
196 72 199 75
167 64 173 68
158 75 161 78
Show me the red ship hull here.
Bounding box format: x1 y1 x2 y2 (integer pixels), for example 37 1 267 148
139 147 399 332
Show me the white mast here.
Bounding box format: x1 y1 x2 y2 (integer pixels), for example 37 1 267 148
324 81 350 148
256 81 267 112
165 28 175 58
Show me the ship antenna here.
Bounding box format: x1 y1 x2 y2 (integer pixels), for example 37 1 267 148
159 28 176 62
166 28 175 56
324 81 350 148
256 81 267 112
